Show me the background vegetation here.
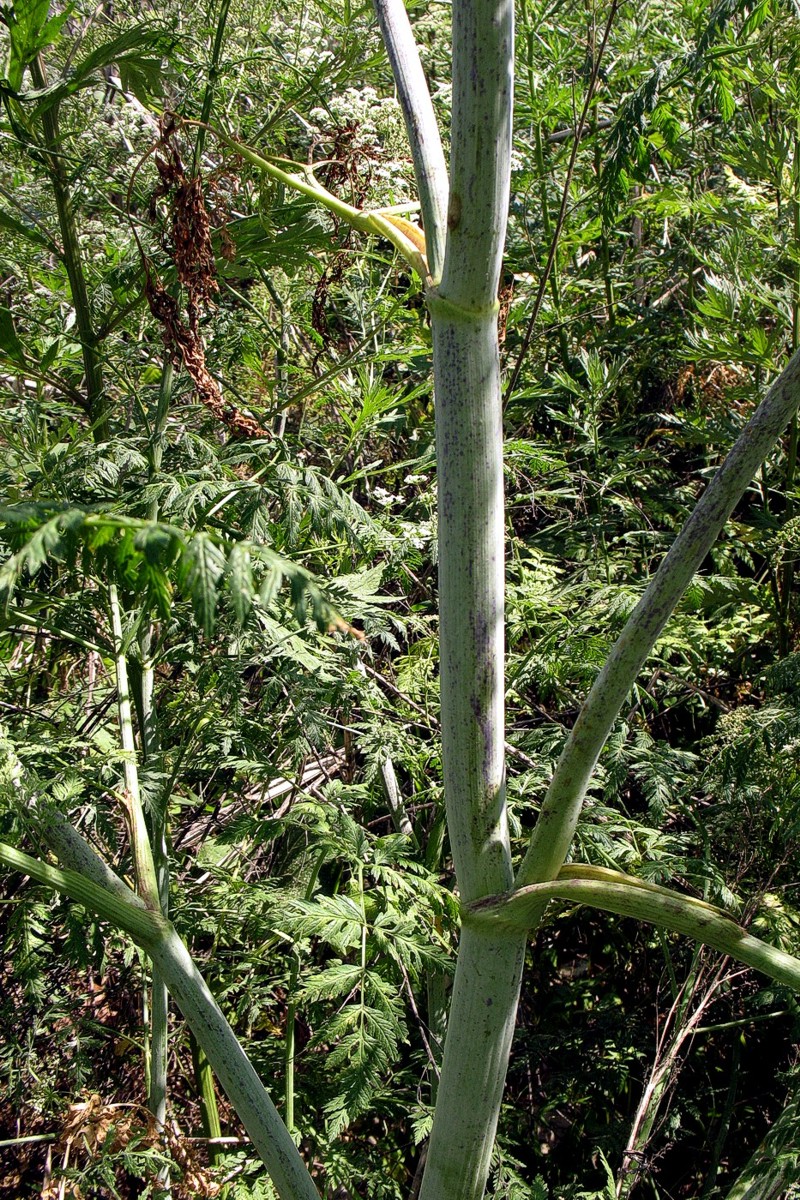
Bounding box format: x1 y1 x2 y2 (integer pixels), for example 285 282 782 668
2 0 800 1195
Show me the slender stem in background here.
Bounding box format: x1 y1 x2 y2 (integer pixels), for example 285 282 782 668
285 848 324 1131
793 128 800 355
110 577 169 1168
263 277 290 437
108 583 160 908
373 0 449 282
518 0 546 251
28 54 108 439
285 948 300 1134
780 414 797 652
193 0 233 172
616 954 726 1200
367 663 448 1134
503 0 619 403
699 1038 740 1200
758 462 785 638
532 122 570 368
590 1 615 329
190 1035 223 1164
380 756 416 839
140 360 175 1143
687 90 698 319
778 124 800 650
518 347 800 891
146 358 173 519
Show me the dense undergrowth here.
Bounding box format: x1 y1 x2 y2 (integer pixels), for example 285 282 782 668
2 0 800 1195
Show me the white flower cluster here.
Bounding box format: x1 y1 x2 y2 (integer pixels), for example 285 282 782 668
310 87 404 152
372 485 401 506
397 517 433 551
308 87 415 208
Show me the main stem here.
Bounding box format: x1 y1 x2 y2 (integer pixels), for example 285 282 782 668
419 2 520 1198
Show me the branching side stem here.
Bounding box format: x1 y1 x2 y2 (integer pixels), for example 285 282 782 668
518 347 800 889
373 0 449 281
465 865 800 993
0 842 321 1200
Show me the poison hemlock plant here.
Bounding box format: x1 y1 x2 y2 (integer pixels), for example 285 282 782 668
3 0 800 1197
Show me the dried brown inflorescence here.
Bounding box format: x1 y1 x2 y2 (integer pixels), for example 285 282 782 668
140 116 268 440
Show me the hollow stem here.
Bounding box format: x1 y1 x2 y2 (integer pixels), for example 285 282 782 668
418 1 518 1198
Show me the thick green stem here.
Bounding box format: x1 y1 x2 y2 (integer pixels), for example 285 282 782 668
421 307 522 1200
38 809 142 905
420 928 525 1200
427 306 510 899
518 347 800 890
425 966 448 1103
150 928 319 1200
419 1 516 1197
0 842 165 944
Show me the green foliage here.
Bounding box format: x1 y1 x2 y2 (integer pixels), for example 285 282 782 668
1 0 70 91
0 503 344 635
